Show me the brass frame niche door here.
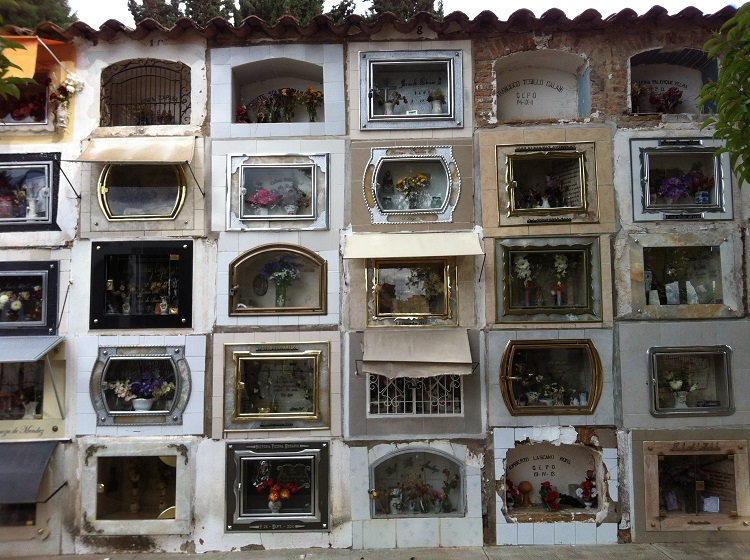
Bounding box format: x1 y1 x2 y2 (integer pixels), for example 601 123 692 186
500 339 603 415
97 163 187 221
232 348 321 423
368 257 455 325
229 243 327 316
505 148 588 216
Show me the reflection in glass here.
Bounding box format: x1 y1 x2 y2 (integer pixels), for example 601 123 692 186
99 164 185 219
0 272 47 324
0 360 44 420
658 454 735 516
643 149 717 209
240 165 314 219
96 456 177 520
507 151 586 212
374 159 449 212
643 246 722 305
649 347 732 415
101 357 177 414
104 253 181 316
0 163 51 222
506 248 589 312
373 260 448 317
237 356 317 417
501 340 601 415
369 60 451 118
240 457 313 516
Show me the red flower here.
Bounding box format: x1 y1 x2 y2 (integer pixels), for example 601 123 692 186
546 490 559 501
541 481 551 489
549 500 559 511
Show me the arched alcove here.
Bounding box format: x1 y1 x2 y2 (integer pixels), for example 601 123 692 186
370 448 464 517
494 50 590 121
630 48 718 114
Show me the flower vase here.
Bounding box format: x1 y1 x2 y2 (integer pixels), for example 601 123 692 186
275 283 287 307
408 192 422 209
269 500 282 513
307 108 317 122
674 390 689 409
523 284 532 307
384 102 394 115
284 204 298 215
255 207 269 216
56 103 68 128
431 100 443 114
541 196 551 209
132 398 154 411
389 496 402 514
23 401 37 419
695 191 710 204
584 501 593 509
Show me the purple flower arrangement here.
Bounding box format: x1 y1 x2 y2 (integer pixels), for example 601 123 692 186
658 176 687 202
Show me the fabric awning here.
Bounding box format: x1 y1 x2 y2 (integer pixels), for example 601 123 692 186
1 36 70 79
76 136 196 164
362 329 473 378
0 441 57 504
343 232 484 259
0 336 63 363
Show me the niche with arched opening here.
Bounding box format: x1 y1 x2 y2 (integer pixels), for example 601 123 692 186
229 243 327 315
630 48 718 114
370 449 464 517
233 58 325 124
494 50 590 122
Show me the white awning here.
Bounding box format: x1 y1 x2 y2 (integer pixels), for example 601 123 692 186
343 232 484 259
0 336 63 363
362 329 473 378
76 136 195 164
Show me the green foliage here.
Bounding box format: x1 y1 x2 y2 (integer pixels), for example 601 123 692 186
366 0 444 21
183 0 236 26
0 0 76 28
0 33 35 99
127 0 182 27
236 0 324 25
700 4 750 187
325 0 356 23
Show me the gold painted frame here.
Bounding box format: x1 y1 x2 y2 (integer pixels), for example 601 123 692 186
229 243 327 316
97 164 187 221
232 349 321 422
500 339 603 416
367 257 456 326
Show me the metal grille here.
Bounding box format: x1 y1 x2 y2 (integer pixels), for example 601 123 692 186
368 374 462 415
100 59 191 126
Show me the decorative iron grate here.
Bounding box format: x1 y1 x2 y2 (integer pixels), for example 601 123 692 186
369 374 462 415
100 59 190 126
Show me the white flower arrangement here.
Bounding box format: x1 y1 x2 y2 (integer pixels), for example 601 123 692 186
553 254 568 279
514 255 533 286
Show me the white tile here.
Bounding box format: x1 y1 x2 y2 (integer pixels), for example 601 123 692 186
603 457 617 477
351 520 363 549
597 522 618 544
76 412 97 435
602 447 618 460
361 519 396 549
395 517 439 548
533 522 555 544
77 336 99 358
439 518 482 547
182 412 203 435
517 522 534 544
574 521 597 544
349 476 370 521
554 521 576 544
496 522 517 545
494 427 516 450
608 479 619 501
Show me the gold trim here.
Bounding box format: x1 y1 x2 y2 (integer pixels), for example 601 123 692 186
499 338 603 416
97 163 187 222
228 243 327 316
